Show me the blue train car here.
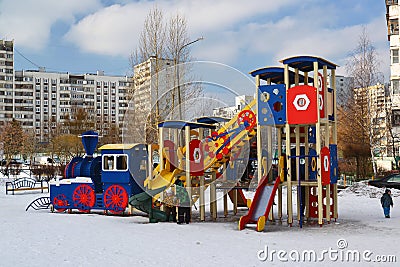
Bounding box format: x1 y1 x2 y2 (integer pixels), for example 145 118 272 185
50 131 148 214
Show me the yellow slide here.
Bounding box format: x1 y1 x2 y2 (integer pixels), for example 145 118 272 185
147 168 181 189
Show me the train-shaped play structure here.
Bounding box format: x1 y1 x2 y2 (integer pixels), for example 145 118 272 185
50 131 148 214
29 55 339 232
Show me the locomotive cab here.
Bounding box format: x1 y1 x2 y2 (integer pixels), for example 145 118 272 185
99 144 148 199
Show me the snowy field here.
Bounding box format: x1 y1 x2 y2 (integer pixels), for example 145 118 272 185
0 177 399 267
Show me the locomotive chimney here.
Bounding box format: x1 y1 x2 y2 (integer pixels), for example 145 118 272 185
80 130 99 157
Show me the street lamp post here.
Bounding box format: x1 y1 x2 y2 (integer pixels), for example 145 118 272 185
176 37 204 120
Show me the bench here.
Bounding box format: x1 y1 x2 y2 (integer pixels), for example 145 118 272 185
5 178 49 195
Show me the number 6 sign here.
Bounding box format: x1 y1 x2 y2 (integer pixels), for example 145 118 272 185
320 147 330 185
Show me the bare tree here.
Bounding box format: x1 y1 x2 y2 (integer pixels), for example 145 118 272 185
22 128 37 168
0 119 24 163
341 27 384 178
129 6 166 144
128 7 202 144
132 6 166 65
51 134 84 164
99 124 121 146
63 108 95 135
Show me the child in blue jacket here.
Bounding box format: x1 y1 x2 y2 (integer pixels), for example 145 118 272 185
381 189 394 218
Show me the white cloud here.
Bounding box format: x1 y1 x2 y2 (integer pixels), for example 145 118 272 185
64 3 148 56
0 0 101 50
63 0 297 57
2 0 389 79
194 6 389 77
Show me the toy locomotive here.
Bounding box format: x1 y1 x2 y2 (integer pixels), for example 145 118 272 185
50 131 147 214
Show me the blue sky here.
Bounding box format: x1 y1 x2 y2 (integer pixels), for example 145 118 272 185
0 0 389 79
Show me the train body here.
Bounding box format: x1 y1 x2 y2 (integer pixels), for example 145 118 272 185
50 131 148 214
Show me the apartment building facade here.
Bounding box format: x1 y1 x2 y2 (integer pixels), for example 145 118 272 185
0 40 131 142
386 0 400 157
354 83 392 156
0 40 15 125
133 56 174 113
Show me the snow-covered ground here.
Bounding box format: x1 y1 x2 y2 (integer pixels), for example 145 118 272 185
0 178 398 267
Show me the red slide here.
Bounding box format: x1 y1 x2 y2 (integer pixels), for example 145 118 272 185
238 176 280 231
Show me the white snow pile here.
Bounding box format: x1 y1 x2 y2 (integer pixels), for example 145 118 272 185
339 180 400 198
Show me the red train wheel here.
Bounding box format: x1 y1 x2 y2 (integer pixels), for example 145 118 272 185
104 185 128 214
53 194 68 212
237 110 256 130
72 184 95 212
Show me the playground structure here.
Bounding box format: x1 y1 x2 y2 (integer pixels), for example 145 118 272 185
130 106 258 222
241 56 338 229
38 55 338 232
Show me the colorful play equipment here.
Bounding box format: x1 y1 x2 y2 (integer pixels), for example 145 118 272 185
131 105 258 222
49 130 148 214
43 55 338 233
241 55 338 230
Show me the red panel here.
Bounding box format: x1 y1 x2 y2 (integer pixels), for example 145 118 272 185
320 147 330 186
308 185 334 219
287 85 318 124
189 139 204 176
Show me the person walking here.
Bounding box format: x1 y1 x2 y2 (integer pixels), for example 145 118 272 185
175 179 191 224
381 189 394 218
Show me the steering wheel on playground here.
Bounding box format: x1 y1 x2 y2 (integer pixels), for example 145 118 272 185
237 109 256 130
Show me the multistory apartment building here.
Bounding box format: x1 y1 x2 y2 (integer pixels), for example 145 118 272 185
335 75 354 94
0 40 15 125
133 56 174 113
385 0 400 155
354 83 392 156
0 40 131 142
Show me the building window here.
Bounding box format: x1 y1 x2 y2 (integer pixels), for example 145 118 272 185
392 110 400 126
390 19 399 35
392 49 399 64
393 79 400 95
